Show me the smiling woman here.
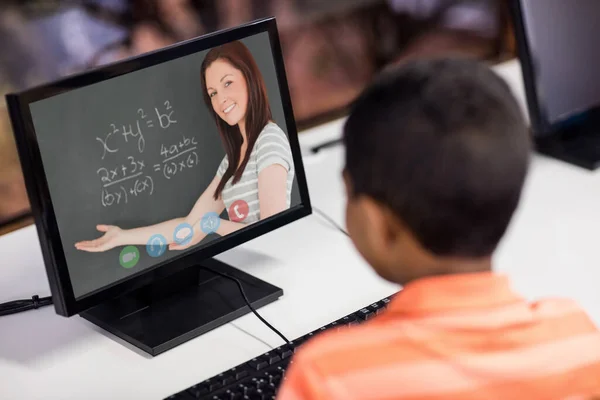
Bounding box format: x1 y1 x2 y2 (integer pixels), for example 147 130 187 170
75 40 294 254
201 41 293 221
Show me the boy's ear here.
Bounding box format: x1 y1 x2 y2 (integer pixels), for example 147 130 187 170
361 197 402 248
343 169 402 247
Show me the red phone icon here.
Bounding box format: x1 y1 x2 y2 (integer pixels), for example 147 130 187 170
229 200 249 222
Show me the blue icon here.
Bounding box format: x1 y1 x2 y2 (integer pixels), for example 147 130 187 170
146 234 167 257
173 223 194 245
200 212 221 234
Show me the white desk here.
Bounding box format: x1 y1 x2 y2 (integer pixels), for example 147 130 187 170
1 59 600 400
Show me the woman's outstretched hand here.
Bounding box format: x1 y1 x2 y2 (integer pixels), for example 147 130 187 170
75 225 124 252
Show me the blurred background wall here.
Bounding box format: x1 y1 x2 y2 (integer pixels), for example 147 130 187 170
0 0 515 234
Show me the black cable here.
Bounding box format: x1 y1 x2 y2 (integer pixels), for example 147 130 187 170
310 138 343 154
201 265 291 346
312 207 350 237
201 208 347 347
0 295 53 317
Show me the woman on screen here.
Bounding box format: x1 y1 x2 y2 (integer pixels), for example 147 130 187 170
75 41 294 253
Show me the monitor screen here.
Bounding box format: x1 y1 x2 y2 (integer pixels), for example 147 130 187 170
26 30 303 299
520 0 600 125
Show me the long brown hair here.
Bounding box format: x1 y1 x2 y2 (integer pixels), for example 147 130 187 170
200 41 272 200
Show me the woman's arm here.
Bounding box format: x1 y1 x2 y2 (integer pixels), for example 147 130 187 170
126 175 225 243
75 175 225 252
218 164 288 232
170 218 246 250
258 164 289 218
184 174 226 226
169 164 289 250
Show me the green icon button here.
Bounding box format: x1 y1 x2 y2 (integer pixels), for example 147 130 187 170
120 246 140 269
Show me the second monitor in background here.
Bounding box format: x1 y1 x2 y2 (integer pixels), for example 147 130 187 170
6 18 310 356
511 0 600 170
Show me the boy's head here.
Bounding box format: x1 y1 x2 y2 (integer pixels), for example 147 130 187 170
343 58 530 285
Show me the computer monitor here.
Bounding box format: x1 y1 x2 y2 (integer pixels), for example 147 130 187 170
510 0 600 169
5 18 311 356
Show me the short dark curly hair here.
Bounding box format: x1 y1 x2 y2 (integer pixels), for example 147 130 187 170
343 58 530 257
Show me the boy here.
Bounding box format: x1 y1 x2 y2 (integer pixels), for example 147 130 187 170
277 59 600 399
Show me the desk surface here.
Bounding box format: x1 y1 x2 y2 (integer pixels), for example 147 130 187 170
2 60 600 400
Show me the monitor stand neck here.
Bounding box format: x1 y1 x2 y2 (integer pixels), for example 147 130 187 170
80 258 283 356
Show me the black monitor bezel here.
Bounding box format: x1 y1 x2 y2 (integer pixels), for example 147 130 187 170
5 17 311 316
509 0 555 137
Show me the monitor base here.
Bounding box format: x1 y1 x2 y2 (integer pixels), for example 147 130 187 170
536 126 600 170
80 258 283 356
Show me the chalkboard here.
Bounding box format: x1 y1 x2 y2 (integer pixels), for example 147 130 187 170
29 32 300 298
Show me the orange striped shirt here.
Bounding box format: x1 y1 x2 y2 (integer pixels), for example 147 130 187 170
277 272 600 400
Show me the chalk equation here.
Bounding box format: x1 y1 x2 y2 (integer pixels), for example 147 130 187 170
156 100 177 129
97 156 145 185
95 101 200 208
96 100 178 159
155 153 200 180
100 175 155 207
154 135 199 180
96 121 145 160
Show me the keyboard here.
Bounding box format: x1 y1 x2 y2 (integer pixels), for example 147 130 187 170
165 294 396 400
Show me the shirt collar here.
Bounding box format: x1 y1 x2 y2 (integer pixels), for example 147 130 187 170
387 272 523 315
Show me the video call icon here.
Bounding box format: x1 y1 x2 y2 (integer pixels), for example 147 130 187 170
146 234 167 257
229 200 249 222
200 212 221 234
173 223 194 246
119 246 140 269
